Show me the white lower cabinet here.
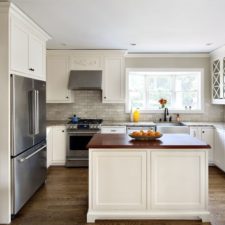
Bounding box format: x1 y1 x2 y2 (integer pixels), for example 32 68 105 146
189 126 214 163
92 150 147 210
101 126 126 134
150 151 206 210
214 128 225 171
51 126 66 165
47 127 53 168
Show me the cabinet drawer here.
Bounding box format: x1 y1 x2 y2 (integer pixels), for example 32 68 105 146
101 126 126 134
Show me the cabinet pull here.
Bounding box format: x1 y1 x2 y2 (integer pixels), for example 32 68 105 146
110 130 117 132
29 68 35 72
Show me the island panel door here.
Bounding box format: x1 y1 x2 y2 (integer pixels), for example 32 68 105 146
150 150 207 210
92 150 147 210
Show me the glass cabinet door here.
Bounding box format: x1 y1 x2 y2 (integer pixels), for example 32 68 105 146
212 59 221 99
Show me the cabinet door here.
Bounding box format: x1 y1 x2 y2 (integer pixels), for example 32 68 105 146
52 126 66 165
46 55 72 103
10 18 29 74
101 126 126 134
47 127 53 168
189 127 201 139
201 127 214 163
151 151 207 210
92 150 147 210
214 129 225 171
29 34 44 79
102 57 125 103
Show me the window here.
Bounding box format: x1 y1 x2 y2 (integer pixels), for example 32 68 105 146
126 69 203 113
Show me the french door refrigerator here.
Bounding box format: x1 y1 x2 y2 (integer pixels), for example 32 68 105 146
11 74 47 216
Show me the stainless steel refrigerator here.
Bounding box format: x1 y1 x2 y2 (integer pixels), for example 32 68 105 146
11 74 47 216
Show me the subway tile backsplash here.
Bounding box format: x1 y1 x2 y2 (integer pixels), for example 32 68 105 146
47 90 225 122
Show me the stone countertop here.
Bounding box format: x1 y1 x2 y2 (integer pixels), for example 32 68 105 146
182 122 225 129
102 121 156 126
46 120 225 130
47 120 68 127
87 133 210 149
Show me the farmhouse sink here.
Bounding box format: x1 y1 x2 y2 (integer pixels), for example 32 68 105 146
156 122 185 127
156 122 190 134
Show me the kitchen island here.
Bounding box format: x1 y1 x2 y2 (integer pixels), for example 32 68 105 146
87 134 210 223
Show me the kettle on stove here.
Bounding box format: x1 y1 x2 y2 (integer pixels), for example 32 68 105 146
71 115 79 123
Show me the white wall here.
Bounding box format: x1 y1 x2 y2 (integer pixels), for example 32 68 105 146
0 4 11 224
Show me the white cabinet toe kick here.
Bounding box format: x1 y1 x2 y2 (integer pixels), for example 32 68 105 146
87 149 209 223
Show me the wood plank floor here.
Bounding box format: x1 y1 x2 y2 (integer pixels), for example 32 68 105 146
7 166 225 225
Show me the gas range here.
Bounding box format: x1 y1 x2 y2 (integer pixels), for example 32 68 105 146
66 118 103 167
67 119 103 131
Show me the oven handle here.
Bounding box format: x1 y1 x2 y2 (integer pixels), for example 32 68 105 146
67 132 99 135
67 158 88 161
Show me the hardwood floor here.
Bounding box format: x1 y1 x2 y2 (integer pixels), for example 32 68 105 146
7 166 225 225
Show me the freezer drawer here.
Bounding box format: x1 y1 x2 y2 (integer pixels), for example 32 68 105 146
11 143 47 215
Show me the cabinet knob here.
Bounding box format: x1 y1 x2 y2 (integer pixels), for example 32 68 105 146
202 131 205 133
104 96 106 99
66 96 69 99
62 130 65 132
29 68 35 72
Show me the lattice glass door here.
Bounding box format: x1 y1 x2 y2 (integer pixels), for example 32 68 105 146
212 59 221 99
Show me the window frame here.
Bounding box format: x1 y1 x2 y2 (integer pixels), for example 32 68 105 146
125 68 205 114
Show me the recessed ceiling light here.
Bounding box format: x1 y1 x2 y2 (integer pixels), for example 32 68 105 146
206 43 213 46
130 43 136 46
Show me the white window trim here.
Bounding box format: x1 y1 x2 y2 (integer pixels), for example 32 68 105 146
125 68 205 114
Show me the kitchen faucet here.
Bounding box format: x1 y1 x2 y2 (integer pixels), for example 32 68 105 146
164 108 169 121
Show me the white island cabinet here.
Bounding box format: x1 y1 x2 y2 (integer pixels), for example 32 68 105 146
87 134 210 223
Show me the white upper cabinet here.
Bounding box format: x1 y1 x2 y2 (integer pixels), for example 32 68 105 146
28 34 45 78
210 45 225 104
102 52 125 103
47 54 72 103
9 6 50 80
46 50 126 104
10 18 29 75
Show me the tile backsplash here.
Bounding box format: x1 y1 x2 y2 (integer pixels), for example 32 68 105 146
47 90 225 122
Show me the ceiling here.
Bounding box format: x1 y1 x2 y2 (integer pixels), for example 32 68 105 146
11 0 225 53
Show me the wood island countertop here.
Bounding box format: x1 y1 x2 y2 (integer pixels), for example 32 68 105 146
87 133 210 149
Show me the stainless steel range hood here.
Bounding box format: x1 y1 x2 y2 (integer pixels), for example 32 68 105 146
68 70 102 90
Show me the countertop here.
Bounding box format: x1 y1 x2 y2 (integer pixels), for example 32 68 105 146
102 121 156 126
87 133 210 149
47 120 68 126
46 120 225 130
182 122 225 129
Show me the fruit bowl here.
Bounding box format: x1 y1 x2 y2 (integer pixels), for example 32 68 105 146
128 130 163 141
129 133 163 141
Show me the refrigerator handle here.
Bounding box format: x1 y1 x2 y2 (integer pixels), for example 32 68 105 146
18 144 47 163
34 90 39 135
29 90 36 135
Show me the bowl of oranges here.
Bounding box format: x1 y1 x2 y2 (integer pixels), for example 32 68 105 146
129 130 162 141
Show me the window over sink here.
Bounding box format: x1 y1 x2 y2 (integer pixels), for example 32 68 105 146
126 68 204 113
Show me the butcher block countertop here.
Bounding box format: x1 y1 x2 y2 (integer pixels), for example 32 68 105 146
87 133 210 149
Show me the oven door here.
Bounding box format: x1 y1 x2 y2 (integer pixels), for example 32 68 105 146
66 131 95 158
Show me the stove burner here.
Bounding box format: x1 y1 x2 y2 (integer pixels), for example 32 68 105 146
67 118 103 130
